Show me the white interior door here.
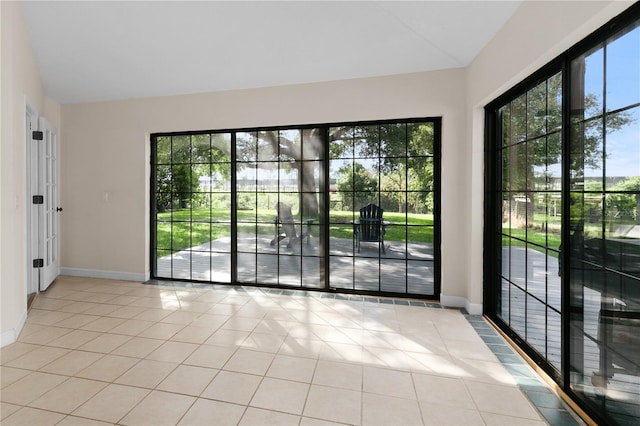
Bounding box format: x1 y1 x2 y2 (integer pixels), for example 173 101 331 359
39 117 60 290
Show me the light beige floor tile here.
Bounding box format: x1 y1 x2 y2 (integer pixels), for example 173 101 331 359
32 297 70 311
1 342 40 363
5 345 69 370
57 415 114 425
444 338 499 362
412 372 476 409
481 411 547 425
83 303 122 316
224 348 274 375
0 366 31 388
267 354 317 383
80 316 127 332
77 333 131 353
200 370 261 405
58 301 96 313
250 377 309 415
146 341 198 363
0 372 67 405
1 406 66 426
254 318 293 336
55 314 101 329
47 329 103 349
160 310 202 325
204 328 249 347
405 351 468 377
39 350 103 376
363 366 415 399
364 346 411 370
362 392 423 426
299 416 351 425
184 344 236 369
76 354 139 382
179 398 246 425
239 407 300 426
108 318 155 336
114 359 178 388
455 357 518 386
156 364 218 396
29 377 107 413
191 313 232 329
120 390 195 426
241 332 285 353
312 360 362 391
170 325 216 344
111 336 164 358
72 383 150 423
0 402 21 420
303 384 362 425
25 310 75 326
107 295 142 306
134 308 174 322
17 325 73 345
221 316 261 332
419 401 485 425
138 322 185 340
466 381 542 420
107 305 147 319
178 301 213 313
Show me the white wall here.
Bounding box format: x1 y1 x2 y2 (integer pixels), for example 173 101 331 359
464 0 635 310
0 1 61 345
60 69 470 300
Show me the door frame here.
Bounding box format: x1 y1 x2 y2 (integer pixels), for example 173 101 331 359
25 97 40 296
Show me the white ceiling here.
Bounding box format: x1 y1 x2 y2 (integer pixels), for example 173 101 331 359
21 1 522 104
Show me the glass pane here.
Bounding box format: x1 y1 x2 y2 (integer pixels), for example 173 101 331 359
237 132 257 162
528 82 547 138
212 133 231 160
606 24 640 112
511 94 527 143
508 142 527 192
530 137 547 190
408 122 434 156
548 73 563 133
584 46 605 120
501 106 511 147
380 260 407 293
329 126 354 159
407 261 434 296
156 136 171 164
191 134 210 164
605 107 640 184
380 123 406 157
172 135 190 163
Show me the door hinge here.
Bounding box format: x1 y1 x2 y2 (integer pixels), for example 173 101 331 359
33 195 44 204
32 131 44 140
33 259 44 268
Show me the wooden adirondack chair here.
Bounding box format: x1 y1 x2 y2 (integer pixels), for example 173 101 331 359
354 203 386 254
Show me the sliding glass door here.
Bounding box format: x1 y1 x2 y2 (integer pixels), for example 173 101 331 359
485 7 639 424
151 118 440 298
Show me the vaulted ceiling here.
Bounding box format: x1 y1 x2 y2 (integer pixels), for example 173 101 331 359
21 1 522 104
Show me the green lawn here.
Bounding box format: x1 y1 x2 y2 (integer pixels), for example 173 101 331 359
156 208 434 254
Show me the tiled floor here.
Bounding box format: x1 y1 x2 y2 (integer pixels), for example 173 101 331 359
2 276 575 425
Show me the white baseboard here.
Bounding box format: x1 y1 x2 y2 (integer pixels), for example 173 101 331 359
60 267 149 283
440 293 483 315
1 309 28 348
